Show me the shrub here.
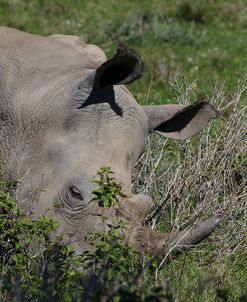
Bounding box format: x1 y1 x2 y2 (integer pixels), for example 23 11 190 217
0 180 85 301
0 170 164 301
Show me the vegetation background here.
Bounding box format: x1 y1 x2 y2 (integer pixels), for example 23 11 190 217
0 0 246 301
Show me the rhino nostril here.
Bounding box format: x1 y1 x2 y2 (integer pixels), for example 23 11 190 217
69 186 83 200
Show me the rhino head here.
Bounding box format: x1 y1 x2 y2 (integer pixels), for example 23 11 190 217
0 27 219 259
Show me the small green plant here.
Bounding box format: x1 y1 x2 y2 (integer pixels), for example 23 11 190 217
84 167 163 301
0 180 85 301
0 172 163 301
85 167 142 298
92 166 126 209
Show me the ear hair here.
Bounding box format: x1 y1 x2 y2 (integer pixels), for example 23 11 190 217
94 44 144 90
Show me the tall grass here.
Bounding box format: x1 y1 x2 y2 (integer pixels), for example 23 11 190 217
133 77 247 301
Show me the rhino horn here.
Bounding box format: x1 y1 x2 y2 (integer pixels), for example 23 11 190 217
125 216 219 261
161 216 219 258
118 199 219 260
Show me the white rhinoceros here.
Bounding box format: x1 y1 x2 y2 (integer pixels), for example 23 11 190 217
0 27 219 258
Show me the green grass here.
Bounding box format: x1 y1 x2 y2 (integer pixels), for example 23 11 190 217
157 246 247 301
0 0 246 301
0 0 246 104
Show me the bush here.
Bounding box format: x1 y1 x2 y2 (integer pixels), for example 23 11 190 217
0 170 165 302
0 180 85 301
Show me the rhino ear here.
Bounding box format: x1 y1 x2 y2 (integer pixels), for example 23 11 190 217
143 101 219 140
94 44 143 90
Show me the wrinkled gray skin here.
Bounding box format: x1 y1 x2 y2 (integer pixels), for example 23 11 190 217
0 27 219 258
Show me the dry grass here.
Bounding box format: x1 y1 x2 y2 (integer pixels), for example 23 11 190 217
132 77 247 268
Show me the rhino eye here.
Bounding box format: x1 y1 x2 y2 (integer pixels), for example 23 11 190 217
69 186 83 200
